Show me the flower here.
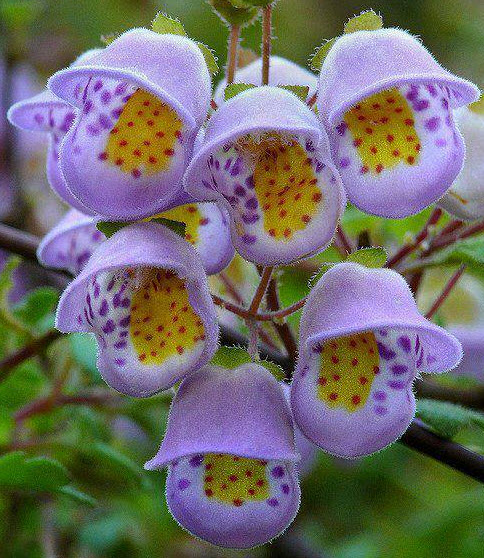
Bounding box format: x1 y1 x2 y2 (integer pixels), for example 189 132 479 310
7 50 102 214
318 28 479 218
145 363 300 548
439 105 484 220
447 325 484 382
213 55 318 104
290 262 462 458
55 222 218 397
37 209 104 275
184 86 344 265
155 201 234 275
48 29 212 220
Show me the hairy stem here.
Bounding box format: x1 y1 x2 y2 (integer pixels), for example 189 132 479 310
425 264 466 319
249 266 273 314
266 278 298 361
226 24 240 85
261 3 272 85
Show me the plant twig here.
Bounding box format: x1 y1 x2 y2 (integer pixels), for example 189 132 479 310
336 224 353 255
226 24 240 85
248 266 273 314
266 278 298 361
387 207 443 268
0 329 62 384
425 264 466 319
261 3 272 85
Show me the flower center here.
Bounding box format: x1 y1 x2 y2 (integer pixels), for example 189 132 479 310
203 454 269 506
344 87 421 174
102 88 183 178
316 331 380 412
129 269 205 365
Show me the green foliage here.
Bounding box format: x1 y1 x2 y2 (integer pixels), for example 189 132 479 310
279 84 310 101
309 37 337 71
151 12 186 36
211 346 284 380
13 287 58 332
69 333 99 379
343 10 383 34
89 443 148 488
151 12 218 76
0 452 69 492
224 82 256 100
0 0 43 30
208 0 259 27
416 399 484 439
347 247 388 268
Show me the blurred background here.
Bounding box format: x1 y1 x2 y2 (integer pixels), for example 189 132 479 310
0 1 483 557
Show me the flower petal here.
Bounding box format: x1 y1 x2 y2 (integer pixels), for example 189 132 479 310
291 328 417 458
55 223 218 396
37 209 104 275
166 454 300 548
185 86 344 265
448 325 484 382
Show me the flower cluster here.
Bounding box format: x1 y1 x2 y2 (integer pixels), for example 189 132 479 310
8 12 482 549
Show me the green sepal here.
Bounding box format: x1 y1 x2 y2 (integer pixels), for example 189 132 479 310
207 0 259 27
97 218 186 240
309 37 337 71
197 42 219 76
211 346 285 380
224 82 257 100
150 217 187 238
96 221 127 239
346 247 388 268
152 12 187 36
416 399 484 439
343 10 383 34
278 85 310 102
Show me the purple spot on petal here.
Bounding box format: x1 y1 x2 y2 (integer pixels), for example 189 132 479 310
98 114 112 129
387 380 406 390
271 466 284 478
392 364 408 375
339 157 350 169
426 355 437 365
397 336 411 353
115 358 125 366
414 99 430 111
102 320 115 334
426 84 438 97
374 405 388 416
178 478 190 490
245 197 258 210
425 116 441 132
267 498 279 507
373 390 387 402
114 340 127 349
119 316 130 327
377 342 396 361
83 100 93 114
242 213 260 224
336 122 347 136
245 175 255 189
99 299 108 316
234 185 246 197
241 234 257 244
281 484 290 494
189 455 203 467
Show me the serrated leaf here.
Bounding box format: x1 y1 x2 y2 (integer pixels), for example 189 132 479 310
197 42 219 77
0 452 70 492
259 359 285 381
308 263 334 287
208 0 259 27
346 247 387 268
152 12 187 36
279 85 310 102
344 10 383 34
13 287 58 327
224 82 257 101
150 217 186 238
416 399 484 439
310 37 337 71
58 485 97 506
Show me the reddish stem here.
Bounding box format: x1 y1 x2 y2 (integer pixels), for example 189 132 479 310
336 224 353 255
425 264 466 319
261 4 272 85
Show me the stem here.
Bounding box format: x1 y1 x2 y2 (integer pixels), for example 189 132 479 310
416 379 484 410
212 294 252 320
401 419 484 483
0 329 62 384
425 264 466 319
226 24 240 85
261 3 272 85
248 266 274 314
336 224 353 254
307 91 317 108
210 99 218 111
387 207 443 268
266 279 298 361
422 218 484 256
258 297 307 321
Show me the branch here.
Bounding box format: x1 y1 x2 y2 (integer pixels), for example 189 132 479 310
266 278 298 362
425 264 466 319
226 24 240 85
261 3 272 85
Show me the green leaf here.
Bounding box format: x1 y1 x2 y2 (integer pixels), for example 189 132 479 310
150 217 186 238
0 408 14 445
152 12 187 36
211 346 284 379
0 255 20 301
417 236 484 279
96 221 127 239
0 0 43 29
309 37 337 71
69 333 99 379
207 0 259 27
346 247 388 268
58 485 97 506
231 0 273 6
90 443 146 488
416 399 484 439
343 10 383 34
469 95 484 115
197 42 219 77
279 85 310 102
13 287 58 328
0 452 70 492
224 82 257 101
